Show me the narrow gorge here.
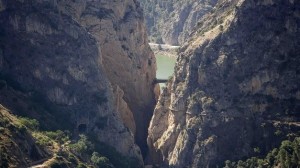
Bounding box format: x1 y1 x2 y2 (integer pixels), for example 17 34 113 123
0 0 299 168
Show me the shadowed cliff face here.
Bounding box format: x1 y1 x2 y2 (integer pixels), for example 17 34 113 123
0 0 157 165
148 0 300 167
55 0 159 157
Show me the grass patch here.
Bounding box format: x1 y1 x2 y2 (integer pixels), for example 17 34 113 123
19 117 39 131
44 130 70 144
32 132 53 147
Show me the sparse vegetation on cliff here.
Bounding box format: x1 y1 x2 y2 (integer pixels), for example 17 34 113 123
0 104 140 168
224 137 300 168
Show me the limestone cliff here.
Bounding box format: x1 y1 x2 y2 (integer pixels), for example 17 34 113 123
148 0 300 167
56 0 158 157
0 0 157 166
140 0 218 45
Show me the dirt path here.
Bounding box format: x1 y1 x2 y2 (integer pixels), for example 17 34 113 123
29 156 56 168
29 141 64 168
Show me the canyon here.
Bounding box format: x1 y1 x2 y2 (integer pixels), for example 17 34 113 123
0 0 300 167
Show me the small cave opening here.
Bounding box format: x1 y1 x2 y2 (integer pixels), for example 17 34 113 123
78 124 87 133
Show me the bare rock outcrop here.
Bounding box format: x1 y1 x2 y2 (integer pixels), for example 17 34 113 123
148 0 300 167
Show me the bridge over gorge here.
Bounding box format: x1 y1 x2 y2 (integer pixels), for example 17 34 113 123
153 78 168 84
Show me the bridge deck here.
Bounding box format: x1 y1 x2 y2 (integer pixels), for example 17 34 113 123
154 79 168 84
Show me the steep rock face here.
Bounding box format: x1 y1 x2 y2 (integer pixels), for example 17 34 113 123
0 0 156 165
140 0 218 45
57 0 158 155
148 0 300 167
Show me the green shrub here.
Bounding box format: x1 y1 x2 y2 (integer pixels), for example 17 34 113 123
0 127 5 133
0 118 10 127
69 135 94 156
224 137 300 168
274 130 282 136
254 147 260 153
19 117 39 130
91 152 113 168
95 142 140 168
88 134 140 168
33 133 52 147
76 163 87 168
44 130 69 144
219 25 224 31
67 154 77 164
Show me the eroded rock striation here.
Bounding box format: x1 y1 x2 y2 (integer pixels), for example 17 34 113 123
0 0 157 165
56 0 159 157
148 0 300 167
140 0 218 45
